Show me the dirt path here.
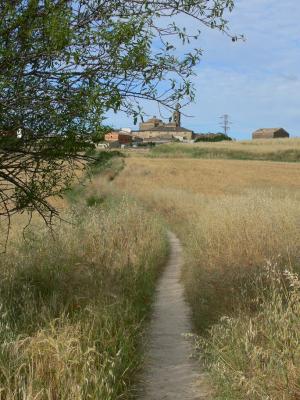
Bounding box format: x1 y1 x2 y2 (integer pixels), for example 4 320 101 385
138 231 211 400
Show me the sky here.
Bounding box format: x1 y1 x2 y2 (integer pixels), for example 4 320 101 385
106 0 300 140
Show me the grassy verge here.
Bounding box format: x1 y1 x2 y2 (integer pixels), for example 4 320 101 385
149 143 300 162
87 150 125 178
0 155 168 399
65 150 124 204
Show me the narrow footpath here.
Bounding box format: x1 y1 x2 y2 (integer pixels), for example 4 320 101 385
138 231 211 400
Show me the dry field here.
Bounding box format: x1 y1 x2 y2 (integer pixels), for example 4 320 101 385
115 157 300 195
114 151 300 399
147 138 300 162
187 137 300 152
0 157 168 399
1 143 300 399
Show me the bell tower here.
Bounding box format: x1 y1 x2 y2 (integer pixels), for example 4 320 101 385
173 103 181 127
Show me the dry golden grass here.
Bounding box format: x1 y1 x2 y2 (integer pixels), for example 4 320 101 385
0 156 168 399
147 138 300 162
113 153 300 400
199 266 300 399
2 142 299 399
0 199 168 399
188 137 300 152
124 138 300 157
115 157 300 196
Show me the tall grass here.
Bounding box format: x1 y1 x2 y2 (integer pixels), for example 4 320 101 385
114 155 300 399
182 191 300 331
130 186 300 399
64 150 124 205
199 265 300 399
0 197 168 399
181 191 300 399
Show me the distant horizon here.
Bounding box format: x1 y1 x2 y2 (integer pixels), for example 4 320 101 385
106 0 300 140
107 116 300 141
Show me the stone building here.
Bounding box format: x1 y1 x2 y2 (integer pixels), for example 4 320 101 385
252 128 290 139
135 104 193 141
105 131 132 144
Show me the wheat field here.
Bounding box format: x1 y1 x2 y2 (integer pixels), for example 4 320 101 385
182 137 300 152
1 143 300 399
116 157 300 195
144 138 300 162
114 147 300 399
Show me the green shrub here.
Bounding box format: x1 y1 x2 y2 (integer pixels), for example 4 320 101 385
86 194 105 207
194 133 233 142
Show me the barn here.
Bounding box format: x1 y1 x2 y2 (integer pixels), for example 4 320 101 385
252 128 290 139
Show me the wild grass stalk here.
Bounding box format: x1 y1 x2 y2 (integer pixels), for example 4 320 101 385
198 264 300 399
182 191 300 332
0 196 168 399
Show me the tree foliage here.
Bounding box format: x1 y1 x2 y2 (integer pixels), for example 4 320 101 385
0 0 238 242
195 133 233 142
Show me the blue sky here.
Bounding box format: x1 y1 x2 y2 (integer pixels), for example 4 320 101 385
106 0 300 140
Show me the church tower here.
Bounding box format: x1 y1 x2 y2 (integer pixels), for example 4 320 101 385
173 103 181 127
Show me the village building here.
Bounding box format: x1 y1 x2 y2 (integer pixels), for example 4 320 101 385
252 128 290 139
104 131 132 145
134 104 194 141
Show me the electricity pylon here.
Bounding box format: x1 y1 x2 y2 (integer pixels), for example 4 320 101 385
219 114 232 136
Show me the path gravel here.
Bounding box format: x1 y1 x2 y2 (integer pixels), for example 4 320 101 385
138 231 211 400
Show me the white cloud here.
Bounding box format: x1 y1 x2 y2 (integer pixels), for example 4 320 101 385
106 0 300 139
187 66 300 138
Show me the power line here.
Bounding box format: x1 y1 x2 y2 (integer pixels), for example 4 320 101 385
219 114 232 136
